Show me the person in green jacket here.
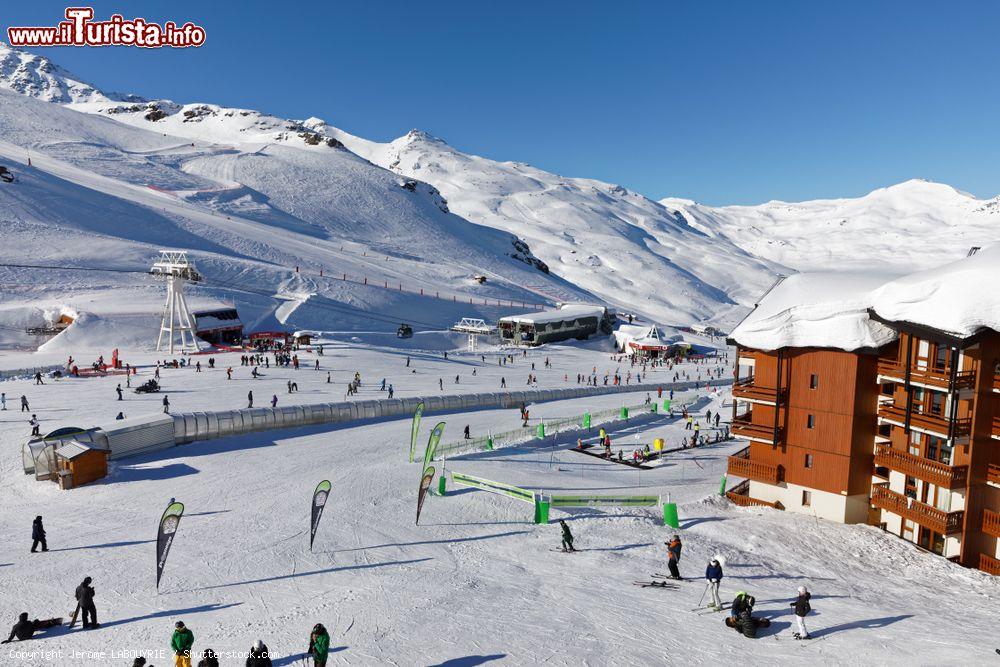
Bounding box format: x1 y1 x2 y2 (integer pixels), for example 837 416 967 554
309 623 330 666
171 620 195 667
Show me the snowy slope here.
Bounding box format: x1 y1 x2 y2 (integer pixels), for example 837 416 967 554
662 179 1000 272
325 129 783 327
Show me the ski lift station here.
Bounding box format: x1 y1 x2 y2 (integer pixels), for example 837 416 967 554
613 324 689 359
498 304 614 346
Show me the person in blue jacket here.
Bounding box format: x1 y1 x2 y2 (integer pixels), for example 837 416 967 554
705 558 723 610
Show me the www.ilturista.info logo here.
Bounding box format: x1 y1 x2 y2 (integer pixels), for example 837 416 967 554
7 7 206 48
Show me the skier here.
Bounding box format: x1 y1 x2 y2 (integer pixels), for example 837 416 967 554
388 384 394 399
309 623 330 666
196 648 220 667
163 395 170 414
464 425 471 439
714 413 720 428
172 620 195 667
20 395 29 412
74 576 98 629
791 585 812 639
705 558 723 610
1 612 62 643
665 535 682 579
271 395 278 408
31 516 47 553
559 520 575 552
227 367 233 380
116 384 123 400
1 392 5 410
725 592 769 638
29 415 40 437
248 391 254 409
246 639 272 666
34 371 44 385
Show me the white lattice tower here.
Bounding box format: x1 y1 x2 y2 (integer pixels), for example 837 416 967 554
451 317 495 352
150 250 202 353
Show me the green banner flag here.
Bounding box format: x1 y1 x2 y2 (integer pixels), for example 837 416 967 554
156 501 184 590
310 480 332 551
421 421 446 466
409 402 425 463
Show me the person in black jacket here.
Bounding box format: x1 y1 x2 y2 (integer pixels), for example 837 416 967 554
791 585 812 639
31 516 47 552
246 639 272 667
196 648 220 667
75 577 98 628
705 558 723 610
1 612 62 643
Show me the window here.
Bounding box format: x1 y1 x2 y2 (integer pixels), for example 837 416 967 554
809 374 818 389
933 345 949 371
801 490 812 507
807 414 815 429
804 453 813 469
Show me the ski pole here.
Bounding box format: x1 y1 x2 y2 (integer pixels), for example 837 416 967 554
698 581 710 606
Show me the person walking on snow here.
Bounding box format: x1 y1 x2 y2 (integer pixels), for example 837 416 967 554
1 392 5 410
791 585 812 639
21 395 29 412
31 516 47 553
247 391 254 409
172 620 195 666
705 558 723 610
309 623 330 666
271 395 278 408
74 576 98 629
666 535 683 579
162 395 170 414
116 384 123 401
559 520 575 552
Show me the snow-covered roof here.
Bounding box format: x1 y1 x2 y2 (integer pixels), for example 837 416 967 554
500 304 606 326
729 272 899 352
731 246 1000 351
54 440 105 461
869 245 1000 340
614 324 678 350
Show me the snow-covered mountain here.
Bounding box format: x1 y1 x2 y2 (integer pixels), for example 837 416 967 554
325 128 783 326
662 180 1000 272
0 41 139 103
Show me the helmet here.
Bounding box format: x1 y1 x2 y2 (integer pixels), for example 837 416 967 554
175 621 185 628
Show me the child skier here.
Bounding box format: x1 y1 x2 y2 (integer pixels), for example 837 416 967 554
705 558 723 610
559 520 575 552
791 585 812 639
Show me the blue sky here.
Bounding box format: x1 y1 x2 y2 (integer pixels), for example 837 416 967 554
6 1 1000 205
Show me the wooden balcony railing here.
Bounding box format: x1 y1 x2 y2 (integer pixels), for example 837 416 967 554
994 371 1000 393
727 447 783 485
993 416 1000 440
725 479 784 510
983 509 1000 540
870 484 964 535
876 358 977 390
877 403 971 439
732 377 785 404
988 463 1000 486
731 412 781 444
873 444 968 489
980 553 1000 577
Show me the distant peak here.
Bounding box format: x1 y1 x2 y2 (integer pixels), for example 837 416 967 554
403 129 445 145
0 41 128 103
874 179 975 199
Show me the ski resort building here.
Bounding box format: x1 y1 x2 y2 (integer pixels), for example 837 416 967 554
498 304 613 346
193 308 243 346
725 250 1000 576
613 324 685 359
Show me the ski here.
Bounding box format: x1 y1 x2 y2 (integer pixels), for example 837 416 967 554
651 573 685 581
550 548 583 553
633 581 678 589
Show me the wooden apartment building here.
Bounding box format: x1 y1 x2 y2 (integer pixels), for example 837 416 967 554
725 270 1000 576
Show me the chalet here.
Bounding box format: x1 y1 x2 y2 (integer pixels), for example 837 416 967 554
498 304 614 346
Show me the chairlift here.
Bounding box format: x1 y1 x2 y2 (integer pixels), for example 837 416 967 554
397 323 413 339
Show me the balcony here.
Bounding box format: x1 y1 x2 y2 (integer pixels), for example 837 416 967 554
989 463 1000 486
727 446 783 485
983 509 1000 540
993 416 1000 441
981 553 1000 577
870 484 964 535
873 444 968 489
732 377 785 404
876 358 976 391
877 402 971 439
994 371 1000 393
725 479 784 510
731 412 782 444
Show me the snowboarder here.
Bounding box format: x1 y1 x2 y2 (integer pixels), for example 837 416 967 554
196 648 220 667
725 592 769 638
309 623 330 666
31 516 47 553
666 535 682 579
116 384 123 400
705 558 723 610
246 639 272 666
172 620 195 667
162 395 170 414
791 585 812 639
74 576 98 628
559 520 575 552
248 391 254 408
1 612 62 643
